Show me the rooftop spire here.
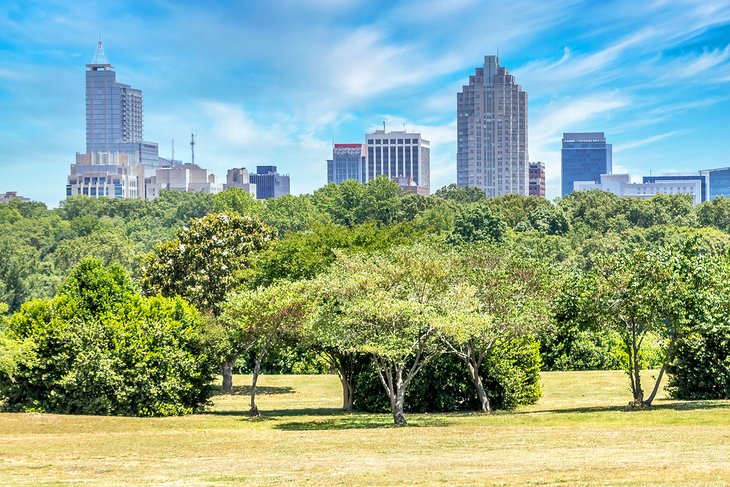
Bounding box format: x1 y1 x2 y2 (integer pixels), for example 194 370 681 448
91 36 111 66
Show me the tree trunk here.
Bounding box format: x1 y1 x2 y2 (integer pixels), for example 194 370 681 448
220 357 236 392
249 344 268 417
628 327 644 406
392 365 407 426
330 352 355 411
339 374 354 411
645 336 676 406
467 360 491 413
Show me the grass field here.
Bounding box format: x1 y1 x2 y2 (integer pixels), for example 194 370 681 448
1 370 729 486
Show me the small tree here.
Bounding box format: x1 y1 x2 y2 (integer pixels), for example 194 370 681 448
221 281 308 416
141 212 275 390
319 245 454 425
438 247 552 412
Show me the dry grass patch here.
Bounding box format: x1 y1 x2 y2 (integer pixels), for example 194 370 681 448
1 370 729 486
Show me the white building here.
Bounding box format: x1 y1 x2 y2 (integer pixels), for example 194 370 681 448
365 130 430 193
574 174 705 205
224 168 257 198
66 151 146 199
145 163 222 199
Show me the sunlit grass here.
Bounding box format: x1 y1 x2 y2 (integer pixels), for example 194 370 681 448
1 370 729 485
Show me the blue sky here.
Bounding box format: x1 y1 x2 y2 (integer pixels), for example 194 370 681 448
1 0 729 206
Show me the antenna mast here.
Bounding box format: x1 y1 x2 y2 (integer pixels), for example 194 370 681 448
190 133 195 165
383 120 386 132
171 139 175 162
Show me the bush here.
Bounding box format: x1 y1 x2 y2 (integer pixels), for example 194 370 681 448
667 323 730 400
0 259 216 416
353 339 541 413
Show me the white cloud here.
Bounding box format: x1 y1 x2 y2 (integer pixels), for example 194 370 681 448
613 131 680 154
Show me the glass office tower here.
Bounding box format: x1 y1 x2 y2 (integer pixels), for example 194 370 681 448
561 132 612 197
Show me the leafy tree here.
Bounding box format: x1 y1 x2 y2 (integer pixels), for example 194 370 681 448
486 194 551 228
434 184 486 204
260 194 331 236
448 203 507 244
213 187 263 216
318 244 454 425
527 205 571 235
564 242 712 406
141 212 275 390
221 281 309 416
697 197 730 232
437 246 551 411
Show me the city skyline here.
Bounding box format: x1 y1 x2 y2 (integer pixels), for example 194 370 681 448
1 1 730 205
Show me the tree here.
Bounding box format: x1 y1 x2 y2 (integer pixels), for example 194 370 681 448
141 212 275 390
221 281 309 416
260 194 331 236
434 184 486 204
564 242 709 407
448 203 507 244
317 245 454 425
437 246 551 412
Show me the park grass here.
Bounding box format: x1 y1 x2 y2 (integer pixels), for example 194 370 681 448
1 370 729 486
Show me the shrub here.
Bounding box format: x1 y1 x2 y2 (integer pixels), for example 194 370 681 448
666 323 730 400
353 339 541 413
0 259 216 416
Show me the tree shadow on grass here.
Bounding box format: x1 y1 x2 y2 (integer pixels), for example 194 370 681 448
515 400 730 415
274 415 454 431
211 385 294 397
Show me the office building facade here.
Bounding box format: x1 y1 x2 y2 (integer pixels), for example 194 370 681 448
327 144 365 184
457 55 528 197
250 166 290 200
561 132 612 196
529 161 546 197
67 151 145 199
364 130 430 193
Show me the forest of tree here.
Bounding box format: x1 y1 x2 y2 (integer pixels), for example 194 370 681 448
1 178 730 423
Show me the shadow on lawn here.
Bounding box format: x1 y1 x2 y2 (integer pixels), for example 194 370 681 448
274 415 454 431
518 400 730 415
211 385 294 397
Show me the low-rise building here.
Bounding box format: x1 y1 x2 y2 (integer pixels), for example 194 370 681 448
144 163 222 199
393 176 429 195
0 191 30 203
574 174 705 205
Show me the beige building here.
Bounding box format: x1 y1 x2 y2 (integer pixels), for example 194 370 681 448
457 55 528 196
224 168 257 198
0 191 30 203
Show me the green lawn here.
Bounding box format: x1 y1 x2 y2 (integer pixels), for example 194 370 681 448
1 371 729 486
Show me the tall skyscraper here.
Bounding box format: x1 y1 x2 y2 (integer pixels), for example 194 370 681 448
529 161 546 198
561 132 612 197
457 55 528 197
327 144 365 184
364 130 430 193
85 40 159 166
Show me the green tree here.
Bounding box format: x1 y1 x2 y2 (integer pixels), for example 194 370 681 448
221 281 309 416
448 203 507 244
141 212 275 390
437 246 550 412
434 184 486 204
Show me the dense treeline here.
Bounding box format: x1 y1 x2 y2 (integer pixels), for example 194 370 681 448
2 177 730 421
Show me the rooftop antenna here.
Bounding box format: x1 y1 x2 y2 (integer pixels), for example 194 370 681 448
171 139 175 162
190 133 195 165
383 120 386 132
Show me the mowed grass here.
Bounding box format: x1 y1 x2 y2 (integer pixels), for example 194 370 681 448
1 371 729 486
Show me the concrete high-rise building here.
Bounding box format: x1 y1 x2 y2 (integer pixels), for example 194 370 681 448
66 151 146 199
364 130 430 193
561 132 612 197
529 162 546 198
327 144 365 184
457 55 528 197
85 39 159 166
224 168 257 198
250 166 290 200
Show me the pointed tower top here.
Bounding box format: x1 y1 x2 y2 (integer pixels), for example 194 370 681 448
88 37 112 68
